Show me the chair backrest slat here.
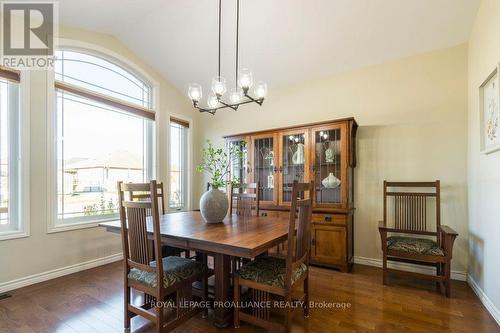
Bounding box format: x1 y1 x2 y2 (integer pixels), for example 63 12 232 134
383 180 440 241
118 181 164 293
285 181 313 289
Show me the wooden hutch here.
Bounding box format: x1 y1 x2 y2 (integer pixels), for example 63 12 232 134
225 117 357 272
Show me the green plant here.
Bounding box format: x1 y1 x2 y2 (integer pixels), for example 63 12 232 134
197 140 245 190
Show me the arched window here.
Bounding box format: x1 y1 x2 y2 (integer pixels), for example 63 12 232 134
53 49 155 226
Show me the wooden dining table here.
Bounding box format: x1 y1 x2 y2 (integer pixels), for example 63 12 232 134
99 210 290 328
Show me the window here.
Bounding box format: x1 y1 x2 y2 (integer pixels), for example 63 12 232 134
169 118 189 210
0 68 28 240
53 50 155 227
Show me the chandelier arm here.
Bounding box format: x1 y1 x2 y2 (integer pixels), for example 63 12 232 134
218 99 239 111
235 0 239 89
243 92 264 105
218 0 221 78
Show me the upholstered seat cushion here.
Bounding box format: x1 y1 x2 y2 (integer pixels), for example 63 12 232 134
128 256 207 288
387 236 444 256
238 256 307 288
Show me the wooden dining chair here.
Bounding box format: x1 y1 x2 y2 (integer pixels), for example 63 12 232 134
234 180 313 333
118 181 208 332
228 182 260 279
378 181 458 297
128 182 187 258
229 182 260 217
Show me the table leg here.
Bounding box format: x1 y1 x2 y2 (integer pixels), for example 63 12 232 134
213 252 232 328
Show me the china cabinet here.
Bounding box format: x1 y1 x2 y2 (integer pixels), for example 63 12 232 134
225 117 357 272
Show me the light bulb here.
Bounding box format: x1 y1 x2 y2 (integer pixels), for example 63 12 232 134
188 83 202 102
229 88 243 104
289 135 294 140
212 76 227 96
207 94 219 109
238 68 253 89
323 134 328 139
254 81 267 99
295 137 299 142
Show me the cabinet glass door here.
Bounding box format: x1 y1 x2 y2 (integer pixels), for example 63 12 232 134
227 137 249 184
252 134 278 205
279 130 309 205
312 124 346 208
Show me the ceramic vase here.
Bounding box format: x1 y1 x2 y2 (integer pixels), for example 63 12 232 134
322 172 341 188
292 143 305 165
199 188 228 223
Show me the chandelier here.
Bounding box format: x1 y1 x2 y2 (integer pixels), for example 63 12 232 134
187 0 267 115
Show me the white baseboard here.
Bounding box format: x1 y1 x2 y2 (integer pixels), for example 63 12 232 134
353 256 467 281
467 275 500 327
0 253 123 294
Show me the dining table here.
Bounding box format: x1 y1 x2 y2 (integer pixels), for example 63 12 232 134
99 210 291 328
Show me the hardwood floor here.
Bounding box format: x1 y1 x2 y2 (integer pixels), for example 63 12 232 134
0 262 498 333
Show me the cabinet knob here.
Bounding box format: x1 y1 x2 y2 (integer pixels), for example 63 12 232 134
311 238 316 245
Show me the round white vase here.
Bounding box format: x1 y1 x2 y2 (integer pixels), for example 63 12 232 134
200 188 229 223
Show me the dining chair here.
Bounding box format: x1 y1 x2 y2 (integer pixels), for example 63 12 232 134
129 182 188 258
118 181 208 332
229 182 260 280
234 180 313 333
378 181 458 297
229 182 260 218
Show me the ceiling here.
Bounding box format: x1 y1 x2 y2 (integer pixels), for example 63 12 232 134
58 0 480 99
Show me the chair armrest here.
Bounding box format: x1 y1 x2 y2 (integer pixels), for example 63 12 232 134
378 221 388 251
439 225 458 258
440 225 458 236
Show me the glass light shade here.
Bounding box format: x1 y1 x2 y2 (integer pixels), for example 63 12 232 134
254 81 268 99
294 137 299 142
229 88 243 104
188 83 202 102
212 76 227 96
238 68 253 89
289 135 294 140
323 133 328 139
207 94 219 109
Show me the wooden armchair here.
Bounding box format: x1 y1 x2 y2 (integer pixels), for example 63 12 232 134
118 181 208 332
378 181 458 297
234 181 313 333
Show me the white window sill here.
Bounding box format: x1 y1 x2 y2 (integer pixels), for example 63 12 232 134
48 217 120 234
0 230 30 241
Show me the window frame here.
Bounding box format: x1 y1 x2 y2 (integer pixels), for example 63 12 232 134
167 114 192 212
0 70 30 241
46 39 159 233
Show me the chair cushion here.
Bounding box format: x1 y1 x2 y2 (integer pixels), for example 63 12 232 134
238 256 307 288
128 256 207 288
387 236 444 256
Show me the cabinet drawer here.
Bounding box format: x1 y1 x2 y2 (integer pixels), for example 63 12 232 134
259 210 289 218
312 213 346 225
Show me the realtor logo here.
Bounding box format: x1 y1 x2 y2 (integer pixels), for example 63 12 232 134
1 1 57 69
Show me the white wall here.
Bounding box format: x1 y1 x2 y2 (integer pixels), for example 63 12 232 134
0 26 200 288
197 44 469 274
467 0 500 320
